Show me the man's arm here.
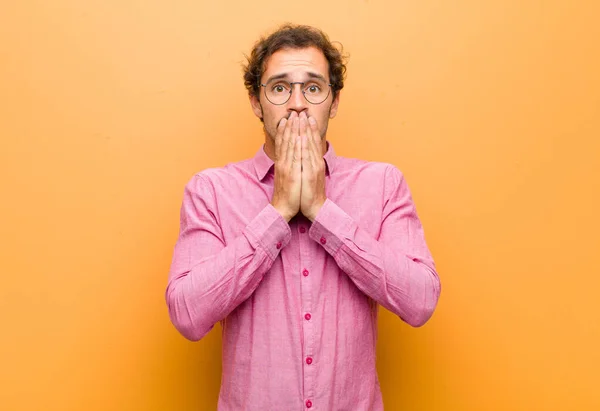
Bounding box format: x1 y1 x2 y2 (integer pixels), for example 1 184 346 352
165 174 291 341
308 164 441 327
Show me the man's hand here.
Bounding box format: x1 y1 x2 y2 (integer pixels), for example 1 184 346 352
271 112 302 222
299 111 327 221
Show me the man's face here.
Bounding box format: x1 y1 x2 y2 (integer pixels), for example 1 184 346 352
250 46 340 145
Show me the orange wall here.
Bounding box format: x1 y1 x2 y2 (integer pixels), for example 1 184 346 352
1 1 599 410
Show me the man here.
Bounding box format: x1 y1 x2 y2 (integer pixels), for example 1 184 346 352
166 24 441 410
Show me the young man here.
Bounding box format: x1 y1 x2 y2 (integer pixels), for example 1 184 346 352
166 24 441 410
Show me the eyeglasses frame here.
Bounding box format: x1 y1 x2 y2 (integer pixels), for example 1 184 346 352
259 80 333 105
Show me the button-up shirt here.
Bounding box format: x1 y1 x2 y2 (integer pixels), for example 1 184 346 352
166 141 441 410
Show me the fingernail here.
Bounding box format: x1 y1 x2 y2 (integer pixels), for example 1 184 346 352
309 117 316 125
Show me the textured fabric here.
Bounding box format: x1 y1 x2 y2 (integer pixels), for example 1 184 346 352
166 141 441 411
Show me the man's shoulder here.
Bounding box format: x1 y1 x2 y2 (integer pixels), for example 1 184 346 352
189 156 255 185
179 156 258 204
336 154 401 178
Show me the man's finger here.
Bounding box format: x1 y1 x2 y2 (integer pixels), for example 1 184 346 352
275 117 287 161
286 114 298 166
303 115 319 170
303 113 313 147
308 116 320 148
299 115 310 167
293 135 301 171
301 133 312 174
282 112 296 164
291 114 300 163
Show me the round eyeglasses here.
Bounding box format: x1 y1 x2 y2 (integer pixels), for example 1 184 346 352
260 79 332 105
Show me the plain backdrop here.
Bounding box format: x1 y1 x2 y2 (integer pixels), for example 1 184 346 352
1 1 599 410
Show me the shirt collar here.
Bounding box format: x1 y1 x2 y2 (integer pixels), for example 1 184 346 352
253 140 337 181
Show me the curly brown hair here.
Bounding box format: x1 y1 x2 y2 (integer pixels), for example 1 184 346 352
243 24 348 101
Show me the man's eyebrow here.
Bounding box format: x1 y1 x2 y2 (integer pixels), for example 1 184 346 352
263 71 328 84
306 72 328 82
263 73 288 84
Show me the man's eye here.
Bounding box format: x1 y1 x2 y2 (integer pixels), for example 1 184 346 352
272 85 287 93
307 85 321 93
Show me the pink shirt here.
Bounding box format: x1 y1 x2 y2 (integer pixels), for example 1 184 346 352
166 141 441 410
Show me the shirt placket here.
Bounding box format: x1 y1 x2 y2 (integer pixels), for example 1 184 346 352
298 221 315 409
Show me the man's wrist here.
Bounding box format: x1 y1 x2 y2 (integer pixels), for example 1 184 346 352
272 204 294 223
305 199 326 222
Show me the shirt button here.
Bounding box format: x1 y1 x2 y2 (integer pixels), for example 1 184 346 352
306 357 313 365
306 400 312 408
299 226 306 233
304 313 311 320
276 242 282 249
320 236 326 245
302 269 309 277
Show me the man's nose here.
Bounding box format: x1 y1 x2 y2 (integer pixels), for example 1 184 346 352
287 84 308 113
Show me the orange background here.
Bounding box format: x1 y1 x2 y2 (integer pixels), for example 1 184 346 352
1 1 599 410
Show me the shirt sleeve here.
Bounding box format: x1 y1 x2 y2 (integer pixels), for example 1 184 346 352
165 174 292 341
308 165 441 327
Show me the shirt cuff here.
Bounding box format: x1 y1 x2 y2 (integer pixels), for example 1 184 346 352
243 203 292 260
308 198 356 256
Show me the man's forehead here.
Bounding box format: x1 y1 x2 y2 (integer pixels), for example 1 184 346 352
262 47 329 79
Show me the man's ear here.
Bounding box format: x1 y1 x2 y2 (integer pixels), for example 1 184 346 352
329 91 340 119
249 94 263 120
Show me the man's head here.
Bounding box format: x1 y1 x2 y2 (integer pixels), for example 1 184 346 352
243 24 347 150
